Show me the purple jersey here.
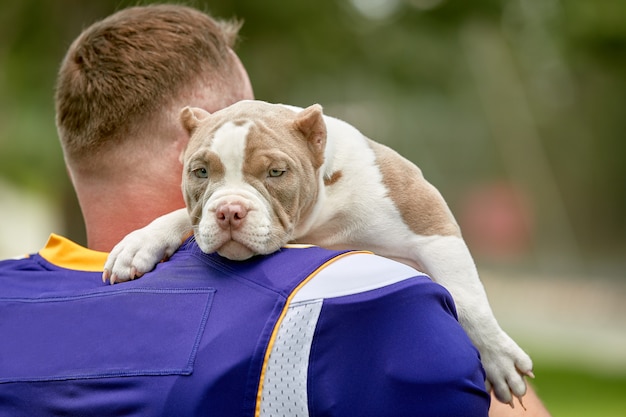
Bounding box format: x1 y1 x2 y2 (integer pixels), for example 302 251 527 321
0 234 489 416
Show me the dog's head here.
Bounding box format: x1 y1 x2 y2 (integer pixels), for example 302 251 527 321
180 100 327 260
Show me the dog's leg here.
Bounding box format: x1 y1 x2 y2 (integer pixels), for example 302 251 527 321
411 234 534 406
103 208 192 284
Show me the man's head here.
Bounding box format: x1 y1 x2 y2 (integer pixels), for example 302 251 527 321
55 4 254 250
56 4 253 177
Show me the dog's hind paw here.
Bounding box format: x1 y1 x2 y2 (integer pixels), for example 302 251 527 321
481 334 534 405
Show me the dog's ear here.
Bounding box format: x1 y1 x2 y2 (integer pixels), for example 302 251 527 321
294 104 327 166
180 106 211 135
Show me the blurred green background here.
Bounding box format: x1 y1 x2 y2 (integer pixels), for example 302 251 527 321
1 0 625 414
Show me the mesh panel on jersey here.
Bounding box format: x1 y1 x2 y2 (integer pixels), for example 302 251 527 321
260 300 323 417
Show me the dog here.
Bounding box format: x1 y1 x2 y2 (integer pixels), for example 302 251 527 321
103 100 533 405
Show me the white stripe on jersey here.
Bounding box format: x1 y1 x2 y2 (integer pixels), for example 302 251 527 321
292 253 426 303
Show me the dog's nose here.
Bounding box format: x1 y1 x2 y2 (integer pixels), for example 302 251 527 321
215 202 248 230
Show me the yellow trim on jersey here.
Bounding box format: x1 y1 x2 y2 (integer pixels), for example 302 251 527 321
254 250 372 417
39 234 108 272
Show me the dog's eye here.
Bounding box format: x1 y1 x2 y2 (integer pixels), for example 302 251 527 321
193 167 208 178
268 168 285 178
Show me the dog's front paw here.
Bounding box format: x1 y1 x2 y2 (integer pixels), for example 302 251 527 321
102 209 192 284
481 334 534 406
102 229 177 284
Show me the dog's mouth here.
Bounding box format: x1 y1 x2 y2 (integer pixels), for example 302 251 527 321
193 190 288 260
216 240 256 261
193 228 257 260
194 224 283 261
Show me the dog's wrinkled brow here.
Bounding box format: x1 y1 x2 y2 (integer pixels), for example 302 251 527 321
186 150 225 178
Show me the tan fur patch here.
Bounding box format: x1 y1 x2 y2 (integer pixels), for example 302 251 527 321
368 139 460 237
215 102 324 235
324 170 342 186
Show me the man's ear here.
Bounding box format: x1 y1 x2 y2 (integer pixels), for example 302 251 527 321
294 104 327 167
180 106 211 136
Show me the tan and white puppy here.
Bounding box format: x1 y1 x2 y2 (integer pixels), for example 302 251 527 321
104 100 533 405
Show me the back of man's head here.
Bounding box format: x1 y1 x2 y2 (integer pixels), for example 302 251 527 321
55 4 248 177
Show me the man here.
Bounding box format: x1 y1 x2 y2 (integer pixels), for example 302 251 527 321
0 4 548 416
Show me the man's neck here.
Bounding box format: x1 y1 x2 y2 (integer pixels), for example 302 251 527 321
76 182 185 253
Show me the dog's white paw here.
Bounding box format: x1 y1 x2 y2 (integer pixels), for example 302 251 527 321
102 228 181 284
481 333 534 406
102 209 192 284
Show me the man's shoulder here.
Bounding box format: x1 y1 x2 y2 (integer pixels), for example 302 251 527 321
261 251 488 417
171 242 361 296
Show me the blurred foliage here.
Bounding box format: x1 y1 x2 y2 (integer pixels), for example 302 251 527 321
1 0 625 273
532 360 626 417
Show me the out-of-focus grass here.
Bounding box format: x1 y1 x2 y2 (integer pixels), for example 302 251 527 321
531 361 626 417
